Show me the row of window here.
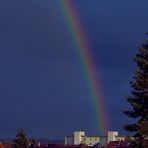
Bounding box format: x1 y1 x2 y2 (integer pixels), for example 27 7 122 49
83 137 99 141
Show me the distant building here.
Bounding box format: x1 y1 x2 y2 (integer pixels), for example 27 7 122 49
81 136 100 146
65 136 74 145
65 131 101 147
65 131 128 147
107 131 118 143
99 136 107 147
74 131 85 145
115 135 126 141
107 131 126 143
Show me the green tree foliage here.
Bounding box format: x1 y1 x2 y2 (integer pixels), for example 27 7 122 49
123 35 148 147
14 128 29 148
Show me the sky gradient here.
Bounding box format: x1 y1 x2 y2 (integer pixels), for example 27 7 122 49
0 0 148 139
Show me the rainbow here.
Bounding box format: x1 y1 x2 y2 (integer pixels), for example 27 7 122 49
59 0 109 135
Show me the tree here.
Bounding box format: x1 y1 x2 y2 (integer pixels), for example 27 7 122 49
123 34 148 147
14 128 29 148
139 120 148 136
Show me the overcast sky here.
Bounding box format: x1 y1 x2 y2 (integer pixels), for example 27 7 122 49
0 0 148 139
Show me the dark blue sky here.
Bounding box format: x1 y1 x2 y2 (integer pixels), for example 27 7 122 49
0 0 148 139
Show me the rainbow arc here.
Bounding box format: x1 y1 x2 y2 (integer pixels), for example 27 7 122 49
59 0 109 135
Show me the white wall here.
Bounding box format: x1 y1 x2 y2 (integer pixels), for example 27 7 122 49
115 136 126 141
108 131 118 143
74 131 85 145
82 136 100 146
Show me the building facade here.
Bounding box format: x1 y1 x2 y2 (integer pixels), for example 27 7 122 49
65 131 100 146
65 131 127 147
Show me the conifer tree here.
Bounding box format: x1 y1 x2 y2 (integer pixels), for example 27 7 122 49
123 35 148 146
14 128 29 148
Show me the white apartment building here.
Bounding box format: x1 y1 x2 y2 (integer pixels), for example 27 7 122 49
65 131 100 146
74 131 85 145
81 136 100 146
107 131 126 143
107 131 118 143
65 131 126 147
